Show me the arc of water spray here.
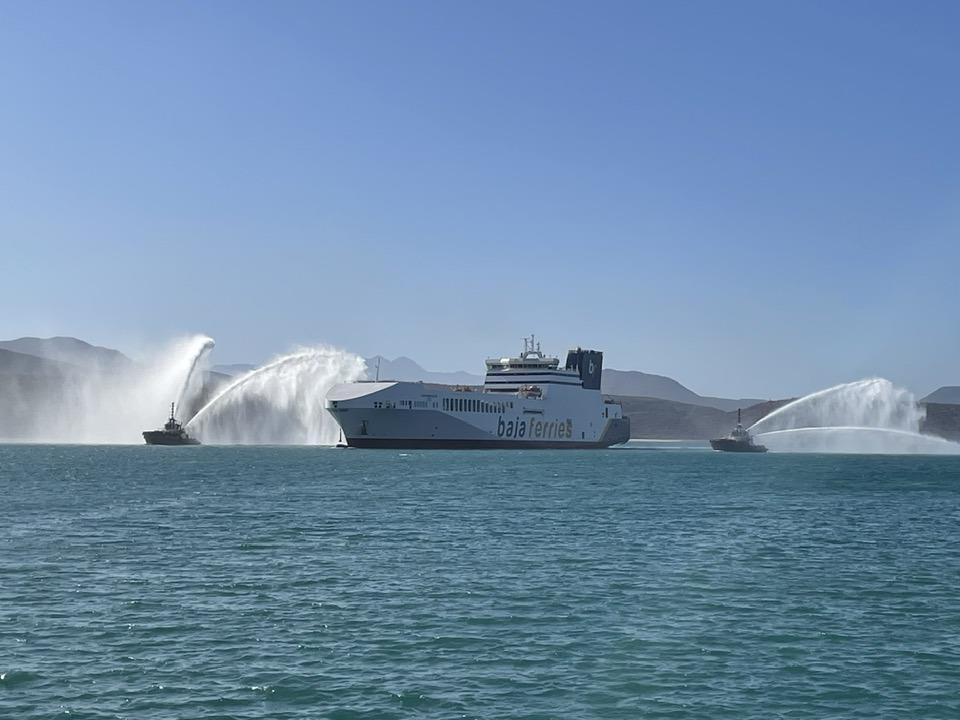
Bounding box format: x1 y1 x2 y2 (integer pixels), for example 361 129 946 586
183 346 366 444
744 376 960 454
174 337 215 417
185 349 320 430
748 378 917 434
757 426 960 454
747 380 866 432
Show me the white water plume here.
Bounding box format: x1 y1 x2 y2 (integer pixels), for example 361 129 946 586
186 347 366 445
750 379 922 435
749 378 960 454
175 337 215 418
1 334 215 444
759 427 960 455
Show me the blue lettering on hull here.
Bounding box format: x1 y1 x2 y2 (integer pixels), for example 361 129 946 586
496 416 574 439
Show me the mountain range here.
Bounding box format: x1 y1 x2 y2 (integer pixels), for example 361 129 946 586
614 396 791 440
0 337 131 372
5 337 958 413
361 357 766 412
0 347 76 376
601 369 764 412
362 356 483 386
216 356 484 387
3 337 959 440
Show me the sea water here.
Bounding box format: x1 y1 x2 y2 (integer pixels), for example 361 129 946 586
1 445 959 718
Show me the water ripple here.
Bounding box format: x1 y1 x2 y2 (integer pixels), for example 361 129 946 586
1 446 959 718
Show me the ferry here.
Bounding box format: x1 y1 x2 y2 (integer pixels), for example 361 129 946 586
325 337 630 449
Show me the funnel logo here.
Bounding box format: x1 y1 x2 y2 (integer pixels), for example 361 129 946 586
588 359 595 375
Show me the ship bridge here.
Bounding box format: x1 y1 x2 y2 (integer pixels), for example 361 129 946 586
483 335 602 392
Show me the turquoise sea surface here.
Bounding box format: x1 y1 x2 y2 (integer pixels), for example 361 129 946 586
1 445 959 718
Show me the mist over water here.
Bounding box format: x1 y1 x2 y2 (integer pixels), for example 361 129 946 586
757 427 960 454
9 341 957 452
186 347 366 445
749 378 960 454
3 335 365 445
751 379 923 434
5 335 215 444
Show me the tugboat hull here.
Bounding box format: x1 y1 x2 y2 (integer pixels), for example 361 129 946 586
143 403 201 445
143 431 200 445
710 438 767 453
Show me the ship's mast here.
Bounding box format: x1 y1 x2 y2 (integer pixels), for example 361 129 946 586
170 402 176 421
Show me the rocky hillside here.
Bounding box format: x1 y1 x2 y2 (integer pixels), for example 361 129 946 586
603 369 764 411
0 337 130 371
0 338 228 440
613 396 791 440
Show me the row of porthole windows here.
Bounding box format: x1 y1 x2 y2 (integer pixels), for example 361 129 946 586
373 400 433 409
443 397 513 414
400 399 429 409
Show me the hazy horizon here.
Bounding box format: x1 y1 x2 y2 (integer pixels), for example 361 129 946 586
3 1 958 399
2 331 956 403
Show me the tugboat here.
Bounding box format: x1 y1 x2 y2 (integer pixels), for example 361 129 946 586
143 403 201 445
710 409 767 453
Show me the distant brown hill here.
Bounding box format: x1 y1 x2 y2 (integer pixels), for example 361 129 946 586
0 339 229 440
0 336 130 371
612 395 792 440
602 369 765 412
616 394 960 442
0 347 78 376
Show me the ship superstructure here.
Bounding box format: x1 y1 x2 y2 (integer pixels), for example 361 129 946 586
326 337 629 449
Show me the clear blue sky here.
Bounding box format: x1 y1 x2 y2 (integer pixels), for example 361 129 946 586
2 0 958 398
